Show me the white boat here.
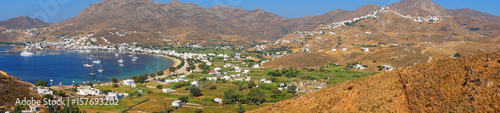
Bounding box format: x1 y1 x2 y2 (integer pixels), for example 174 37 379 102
93 51 101 64
114 53 119 57
133 56 138 59
20 50 34 56
128 55 133 57
89 63 96 76
119 64 124 66
93 60 101 64
83 52 93 67
98 64 104 73
131 58 137 62
118 59 124 63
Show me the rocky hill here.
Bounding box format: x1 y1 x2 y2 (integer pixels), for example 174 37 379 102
388 0 449 17
263 0 500 69
449 8 500 23
0 70 39 106
0 16 48 29
252 51 500 112
291 4 381 31
51 0 297 45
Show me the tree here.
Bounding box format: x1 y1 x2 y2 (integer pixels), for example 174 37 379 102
111 78 118 83
35 80 48 86
189 86 202 97
86 82 93 87
169 67 176 72
223 89 240 104
195 109 203 113
14 105 23 113
156 71 164 76
102 89 112 94
112 83 119 88
55 91 66 96
247 88 266 104
237 103 245 113
287 85 297 94
179 96 189 103
247 82 255 89
454 52 461 58
156 85 163 89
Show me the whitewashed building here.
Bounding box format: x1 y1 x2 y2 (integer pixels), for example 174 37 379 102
162 88 177 93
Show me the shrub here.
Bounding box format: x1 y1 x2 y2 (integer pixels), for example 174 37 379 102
111 78 118 83
209 85 217 90
179 96 189 103
171 81 190 89
156 85 163 89
35 80 48 86
112 83 119 88
189 86 202 97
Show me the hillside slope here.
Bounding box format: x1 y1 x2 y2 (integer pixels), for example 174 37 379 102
252 51 500 112
0 70 39 106
0 16 48 29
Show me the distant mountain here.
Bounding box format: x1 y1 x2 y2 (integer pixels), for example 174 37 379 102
55 0 296 45
252 51 500 112
292 4 381 31
0 16 48 29
388 0 449 17
449 8 500 23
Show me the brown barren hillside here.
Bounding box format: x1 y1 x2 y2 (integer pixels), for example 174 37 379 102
0 70 39 106
251 51 500 112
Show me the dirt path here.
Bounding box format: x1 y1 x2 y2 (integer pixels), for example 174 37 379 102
421 47 433 62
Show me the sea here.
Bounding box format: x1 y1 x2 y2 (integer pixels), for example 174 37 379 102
0 46 173 85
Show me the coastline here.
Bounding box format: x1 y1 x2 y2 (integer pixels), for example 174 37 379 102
151 54 181 72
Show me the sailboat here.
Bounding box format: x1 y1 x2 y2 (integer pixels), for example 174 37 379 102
118 58 124 63
114 52 119 57
98 63 104 73
92 50 101 64
83 52 93 67
89 62 96 76
131 53 138 62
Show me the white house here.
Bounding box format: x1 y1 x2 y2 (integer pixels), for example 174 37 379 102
330 49 337 51
37 87 53 96
77 87 103 96
206 77 218 81
214 98 222 103
171 100 184 107
264 80 272 84
214 67 222 71
123 79 134 86
162 88 177 93
165 79 177 83
362 48 369 52
253 64 260 68
342 48 348 51
106 92 125 101
354 64 365 70
222 76 232 80
190 81 200 87
22 105 41 113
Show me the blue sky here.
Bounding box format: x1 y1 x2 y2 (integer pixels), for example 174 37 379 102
0 0 498 23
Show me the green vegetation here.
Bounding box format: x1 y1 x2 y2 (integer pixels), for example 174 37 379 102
111 78 118 83
35 80 48 86
454 53 461 58
189 86 202 97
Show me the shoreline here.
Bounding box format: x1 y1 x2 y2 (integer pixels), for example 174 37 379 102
3 52 182 88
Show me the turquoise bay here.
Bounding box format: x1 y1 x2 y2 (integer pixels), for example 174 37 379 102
0 48 173 85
